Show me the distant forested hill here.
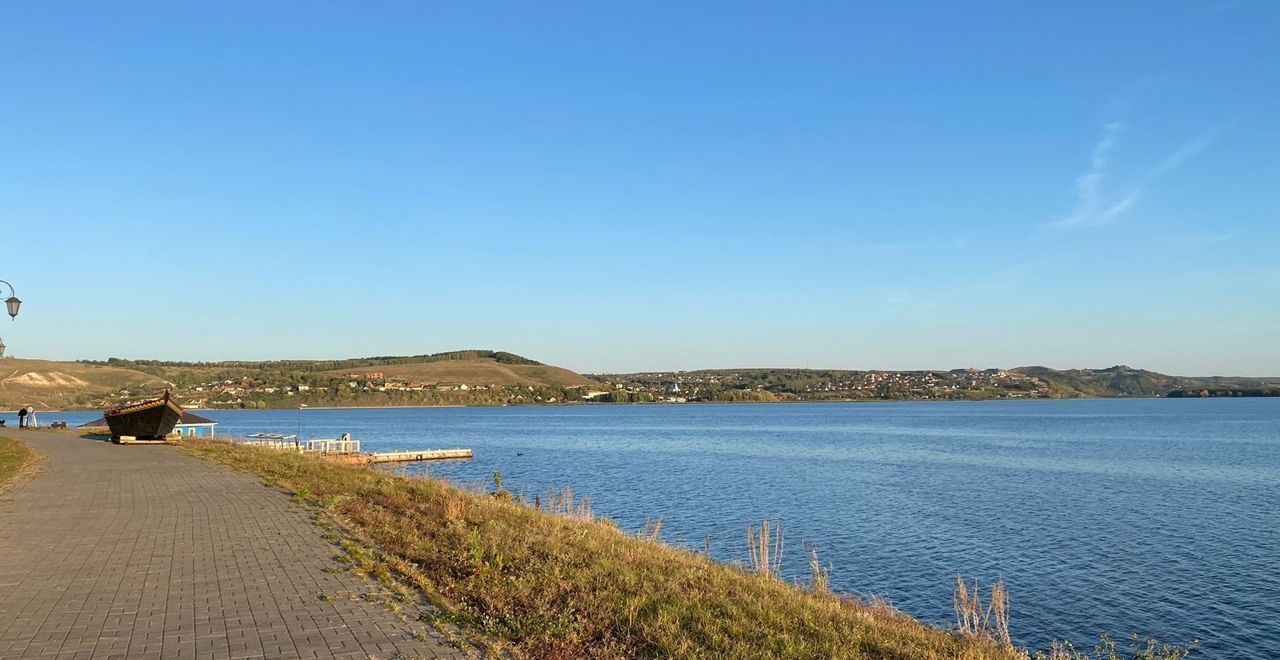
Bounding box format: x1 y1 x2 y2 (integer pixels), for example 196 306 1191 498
593 365 1279 402
1010 365 1277 397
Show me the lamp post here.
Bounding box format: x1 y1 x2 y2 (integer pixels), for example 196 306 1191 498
0 280 19 321
297 403 307 442
0 280 20 320
0 280 17 359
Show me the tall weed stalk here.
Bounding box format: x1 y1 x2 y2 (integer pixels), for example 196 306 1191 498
953 574 1012 649
746 520 784 578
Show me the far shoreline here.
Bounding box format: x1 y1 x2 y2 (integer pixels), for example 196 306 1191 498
11 395 1247 415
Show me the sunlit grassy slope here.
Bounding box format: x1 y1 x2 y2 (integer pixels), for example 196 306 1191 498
184 438 1023 659
0 358 169 409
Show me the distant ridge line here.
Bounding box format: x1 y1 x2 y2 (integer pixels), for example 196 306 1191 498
79 350 543 372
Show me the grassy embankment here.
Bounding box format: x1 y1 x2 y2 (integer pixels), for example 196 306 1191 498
184 438 1018 659
183 439 1194 660
0 435 38 493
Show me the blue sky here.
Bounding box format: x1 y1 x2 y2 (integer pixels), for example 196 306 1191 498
1 2 1276 375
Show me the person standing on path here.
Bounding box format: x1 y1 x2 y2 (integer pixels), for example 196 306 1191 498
27 407 36 428
17 406 27 428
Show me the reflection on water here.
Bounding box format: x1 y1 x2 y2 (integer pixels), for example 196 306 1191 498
15 398 1279 657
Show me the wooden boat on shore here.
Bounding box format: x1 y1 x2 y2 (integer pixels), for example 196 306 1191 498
104 392 184 441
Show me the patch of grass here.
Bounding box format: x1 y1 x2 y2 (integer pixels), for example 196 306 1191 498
0 436 38 493
807 544 831 594
183 438 1021 659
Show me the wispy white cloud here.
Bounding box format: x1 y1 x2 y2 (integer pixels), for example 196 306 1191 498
1051 123 1225 229
1052 121 1129 228
1149 127 1222 178
1077 121 1125 208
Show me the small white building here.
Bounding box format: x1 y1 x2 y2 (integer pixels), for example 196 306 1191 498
174 412 218 437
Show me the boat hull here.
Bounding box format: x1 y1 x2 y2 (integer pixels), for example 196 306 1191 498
105 396 184 440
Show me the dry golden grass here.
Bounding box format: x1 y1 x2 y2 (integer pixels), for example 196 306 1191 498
808 545 831 594
532 485 595 521
954 575 1012 649
1038 634 1197 660
183 438 1023 659
947 575 1195 660
0 435 37 493
747 519 785 578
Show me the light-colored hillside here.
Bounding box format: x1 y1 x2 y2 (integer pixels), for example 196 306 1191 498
0 358 169 409
329 358 595 388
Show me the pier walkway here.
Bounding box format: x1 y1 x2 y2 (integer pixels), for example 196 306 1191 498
0 430 463 659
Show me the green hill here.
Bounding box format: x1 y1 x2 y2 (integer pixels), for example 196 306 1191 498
0 357 171 409
322 357 595 389
1 351 597 410
53 350 599 409
1010 365 1277 397
90 350 593 389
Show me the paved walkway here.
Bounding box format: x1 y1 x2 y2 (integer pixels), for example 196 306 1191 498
0 431 463 659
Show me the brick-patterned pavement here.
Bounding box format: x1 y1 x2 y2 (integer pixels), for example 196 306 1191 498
0 431 464 659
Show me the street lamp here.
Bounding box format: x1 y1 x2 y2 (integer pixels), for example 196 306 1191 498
0 280 19 320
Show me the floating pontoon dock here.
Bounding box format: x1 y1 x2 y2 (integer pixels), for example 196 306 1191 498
234 434 471 464
324 448 474 465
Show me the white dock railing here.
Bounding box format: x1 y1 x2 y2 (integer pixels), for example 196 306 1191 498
236 433 466 463
303 438 362 454
240 433 302 452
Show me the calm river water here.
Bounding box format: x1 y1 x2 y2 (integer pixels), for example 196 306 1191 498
17 398 1279 657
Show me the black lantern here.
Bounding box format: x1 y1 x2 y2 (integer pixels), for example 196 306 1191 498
0 280 18 320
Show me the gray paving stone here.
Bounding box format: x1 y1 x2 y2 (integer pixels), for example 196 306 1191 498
0 431 465 659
